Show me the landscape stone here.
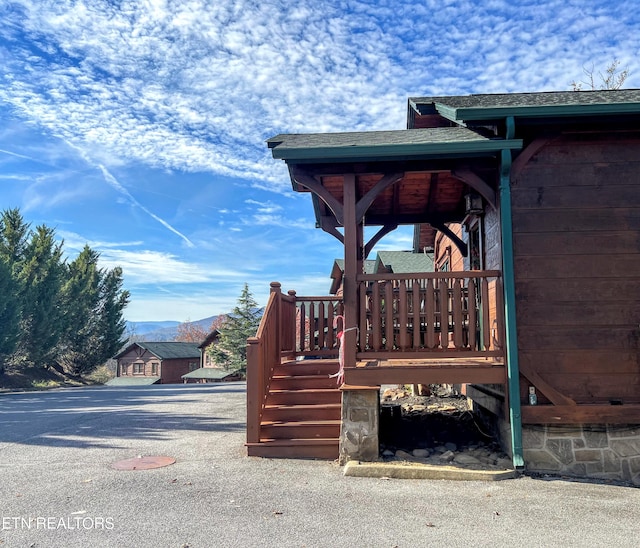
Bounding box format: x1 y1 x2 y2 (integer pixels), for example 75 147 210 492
439 450 455 462
454 453 481 465
444 442 457 452
412 448 429 458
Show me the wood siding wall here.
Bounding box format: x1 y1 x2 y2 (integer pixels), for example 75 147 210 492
512 132 640 405
118 351 198 384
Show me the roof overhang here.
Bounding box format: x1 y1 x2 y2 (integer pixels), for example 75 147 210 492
409 90 640 125
267 128 522 165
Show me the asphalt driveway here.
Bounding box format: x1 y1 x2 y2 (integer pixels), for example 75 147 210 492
1 383 638 548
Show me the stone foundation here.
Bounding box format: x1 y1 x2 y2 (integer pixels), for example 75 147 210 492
522 425 640 485
339 386 379 465
470 391 640 484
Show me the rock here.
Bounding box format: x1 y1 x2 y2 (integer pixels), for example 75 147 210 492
444 442 457 452
412 448 429 458
434 445 447 453
496 458 513 469
439 450 455 462
411 404 426 412
382 449 395 457
453 453 481 465
395 450 413 460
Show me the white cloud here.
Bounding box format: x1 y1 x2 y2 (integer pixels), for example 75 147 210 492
98 248 243 285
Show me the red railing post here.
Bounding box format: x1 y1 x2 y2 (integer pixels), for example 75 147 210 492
246 336 262 444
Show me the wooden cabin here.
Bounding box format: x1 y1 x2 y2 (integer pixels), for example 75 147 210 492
248 90 640 484
112 342 200 385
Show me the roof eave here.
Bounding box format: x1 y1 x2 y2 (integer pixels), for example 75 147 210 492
271 139 523 164
436 103 640 123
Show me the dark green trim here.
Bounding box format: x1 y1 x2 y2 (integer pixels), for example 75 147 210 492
271 139 523 163
437 103 640 123
499 139 524 470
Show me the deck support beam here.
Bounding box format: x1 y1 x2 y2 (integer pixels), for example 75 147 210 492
342 174 360 369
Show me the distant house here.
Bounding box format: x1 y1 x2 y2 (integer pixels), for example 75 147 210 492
198 329 220 368
328 251 433 296
180 330 242 383
111 342 201 385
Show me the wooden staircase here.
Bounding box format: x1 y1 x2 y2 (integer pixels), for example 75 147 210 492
246 359 342 459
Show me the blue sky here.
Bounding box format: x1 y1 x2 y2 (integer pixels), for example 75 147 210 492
1 0 639 322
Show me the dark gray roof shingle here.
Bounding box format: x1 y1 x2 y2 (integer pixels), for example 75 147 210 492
411 89 640 109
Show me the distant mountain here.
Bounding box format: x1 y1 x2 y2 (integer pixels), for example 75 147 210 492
127 316 220 342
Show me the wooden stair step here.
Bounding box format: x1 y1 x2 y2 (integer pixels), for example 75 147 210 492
269 375 340 390
274 360 340 377
246 438 339 459
266 389 341 405
262 403 341 422
260 420 341 439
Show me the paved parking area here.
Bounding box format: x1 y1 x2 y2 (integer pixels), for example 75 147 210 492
1 383 639 548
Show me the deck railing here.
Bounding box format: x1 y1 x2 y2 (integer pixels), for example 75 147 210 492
246 283 285 444
294 295 344 357
356 270 505 359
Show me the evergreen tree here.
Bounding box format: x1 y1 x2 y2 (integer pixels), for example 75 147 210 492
208 284 262 371
57 248 129 377
0 209 29 372
0 258 20 374
0 208 130 377
95 266 129 369
15 224 65 369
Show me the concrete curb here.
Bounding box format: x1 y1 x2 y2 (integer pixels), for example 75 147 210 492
343 460 517 481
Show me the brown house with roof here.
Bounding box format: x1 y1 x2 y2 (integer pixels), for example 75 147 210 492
111 342 200 385
246 89 640 484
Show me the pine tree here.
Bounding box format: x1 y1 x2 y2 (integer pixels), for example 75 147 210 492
57 249 129 377
208 284 262 371
0 258 20 374
15 224 65 369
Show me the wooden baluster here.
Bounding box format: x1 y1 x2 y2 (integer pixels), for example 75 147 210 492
412 278 421 349
439 278 449 349
426 278 436 349
327 301 335 350
495 277 505 350
398 280 408 350
468 279 477 351
359 282 367 350
317 301 325 349
372 282 382 351
385 280 394 351
482 277 490 351
299 302 306 352
453 279 463 349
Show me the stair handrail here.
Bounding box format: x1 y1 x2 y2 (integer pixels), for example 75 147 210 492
246 282 284 445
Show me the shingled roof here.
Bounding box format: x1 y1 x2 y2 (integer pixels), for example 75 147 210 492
114 341 200 360
409 89 640 123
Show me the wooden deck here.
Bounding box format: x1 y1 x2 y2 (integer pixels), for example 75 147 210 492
343 357 505 386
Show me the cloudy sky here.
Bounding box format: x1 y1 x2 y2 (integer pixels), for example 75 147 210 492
1 0 638 321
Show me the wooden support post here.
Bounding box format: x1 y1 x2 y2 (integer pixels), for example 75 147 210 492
342 174 359 369
246 337 261 445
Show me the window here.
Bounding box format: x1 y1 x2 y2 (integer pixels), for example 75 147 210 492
151 362 158 375
467 219 485 271
189 362 198 372
133 362 144 375
437 246 451 273
121 364 128 376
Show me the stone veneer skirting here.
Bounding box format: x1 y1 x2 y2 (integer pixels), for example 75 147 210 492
522 424 640 485
471 394 640 485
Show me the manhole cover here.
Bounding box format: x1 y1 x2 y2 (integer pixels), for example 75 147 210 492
111 456 176 470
